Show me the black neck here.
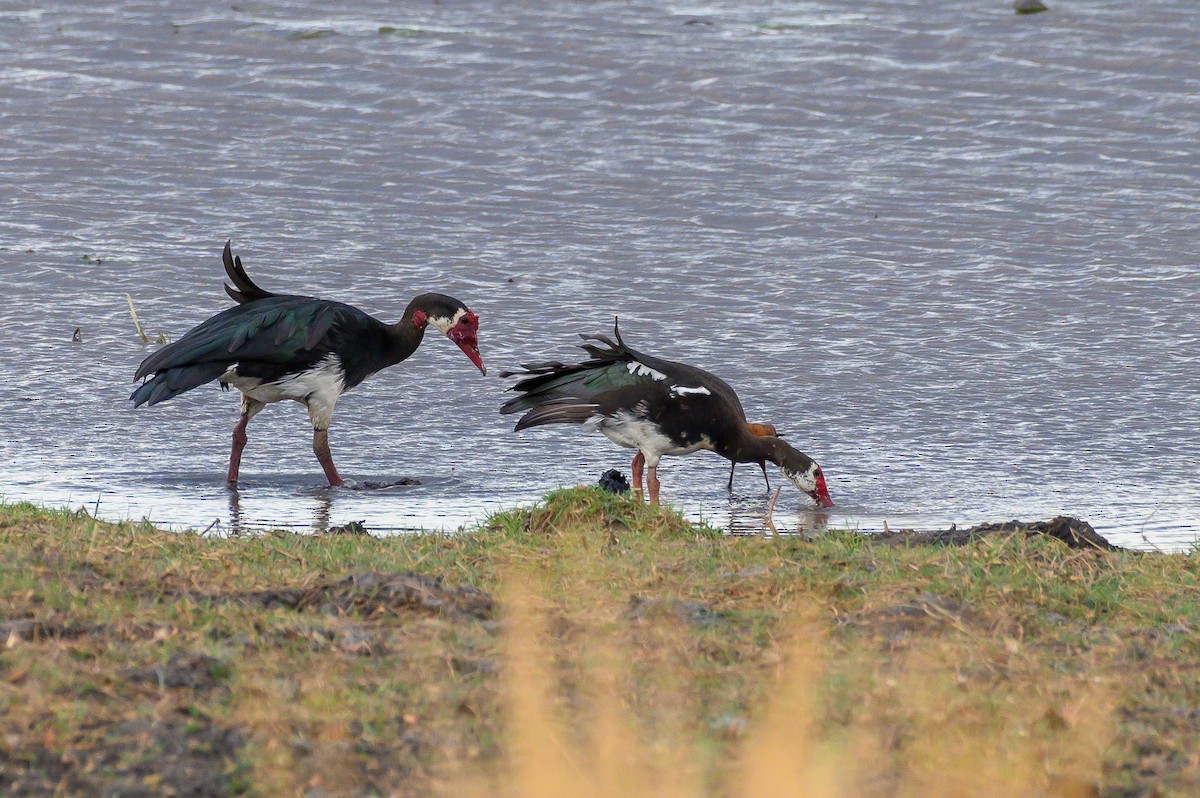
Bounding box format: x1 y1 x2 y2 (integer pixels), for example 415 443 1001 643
727 432 812 472
383 298 431 366
728 432 774 465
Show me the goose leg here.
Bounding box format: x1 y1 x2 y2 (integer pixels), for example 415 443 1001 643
759 461 771 491
307 399 344 487
647 464 661 506
227 397 264 487
313 428 344 487
727 461 736 491
631 451 645 499
227 415 250 486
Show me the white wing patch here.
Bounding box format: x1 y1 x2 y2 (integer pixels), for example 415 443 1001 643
670 385 710 397
627 361 667 380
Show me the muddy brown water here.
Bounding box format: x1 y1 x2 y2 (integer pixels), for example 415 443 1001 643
2 2 1198 549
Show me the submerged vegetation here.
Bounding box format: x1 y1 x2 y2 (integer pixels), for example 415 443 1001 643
0 490 1196 796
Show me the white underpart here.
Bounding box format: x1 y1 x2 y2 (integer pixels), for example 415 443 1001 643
670 385 710 397
627 360 667 381
220 354 347 431
589 407 714 467
428 308 467 335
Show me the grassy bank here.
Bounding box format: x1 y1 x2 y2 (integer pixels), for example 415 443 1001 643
0 490 1196 797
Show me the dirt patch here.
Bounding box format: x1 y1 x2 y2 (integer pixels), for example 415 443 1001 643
122 651 229 691
0 715 244 798
224 571 493 621
297 622 392 656
627 596 724 627
1113 701 1200 797
875 516 1122 551
1 619 103 644
2 619 180 649
841 592 976 636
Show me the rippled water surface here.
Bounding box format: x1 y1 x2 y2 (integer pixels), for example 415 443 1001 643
2 1 1198 549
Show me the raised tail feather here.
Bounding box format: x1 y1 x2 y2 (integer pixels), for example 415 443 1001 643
223 240 273 304
499 319 634 396
576 316 628 359
498 319 630 382
500 318 636 427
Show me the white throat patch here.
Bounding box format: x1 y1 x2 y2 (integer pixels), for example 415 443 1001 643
782 463 819 495
429 308 467 335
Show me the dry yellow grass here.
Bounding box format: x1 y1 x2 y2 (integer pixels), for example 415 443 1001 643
448 555 1125 798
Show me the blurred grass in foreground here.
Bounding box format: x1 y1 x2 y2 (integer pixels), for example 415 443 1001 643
0 490 1196 797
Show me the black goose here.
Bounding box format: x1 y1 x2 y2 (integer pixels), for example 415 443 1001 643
131 241 486 487
500 321 832 507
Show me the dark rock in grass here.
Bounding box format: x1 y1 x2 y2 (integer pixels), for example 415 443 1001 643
598 469 631 494
875 515 1122 551
327 519 369 535
971 516 1119 550
1014 0 1048 13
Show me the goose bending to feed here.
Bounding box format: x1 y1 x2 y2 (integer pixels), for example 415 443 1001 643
732 422 782 491
131 241 486 488
500 320 832 507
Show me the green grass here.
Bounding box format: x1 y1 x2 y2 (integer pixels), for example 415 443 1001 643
0 493 1196 796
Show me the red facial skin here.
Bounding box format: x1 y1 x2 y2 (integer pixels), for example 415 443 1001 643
448 311 486 375
411 309 486 375
812 470 833 508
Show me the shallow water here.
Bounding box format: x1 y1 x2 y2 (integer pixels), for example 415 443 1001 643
2 1 1198 549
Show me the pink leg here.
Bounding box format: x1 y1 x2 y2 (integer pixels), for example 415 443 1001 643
631 451 645 499
313 428 344 487
226 413 250 487
647 464 661 506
